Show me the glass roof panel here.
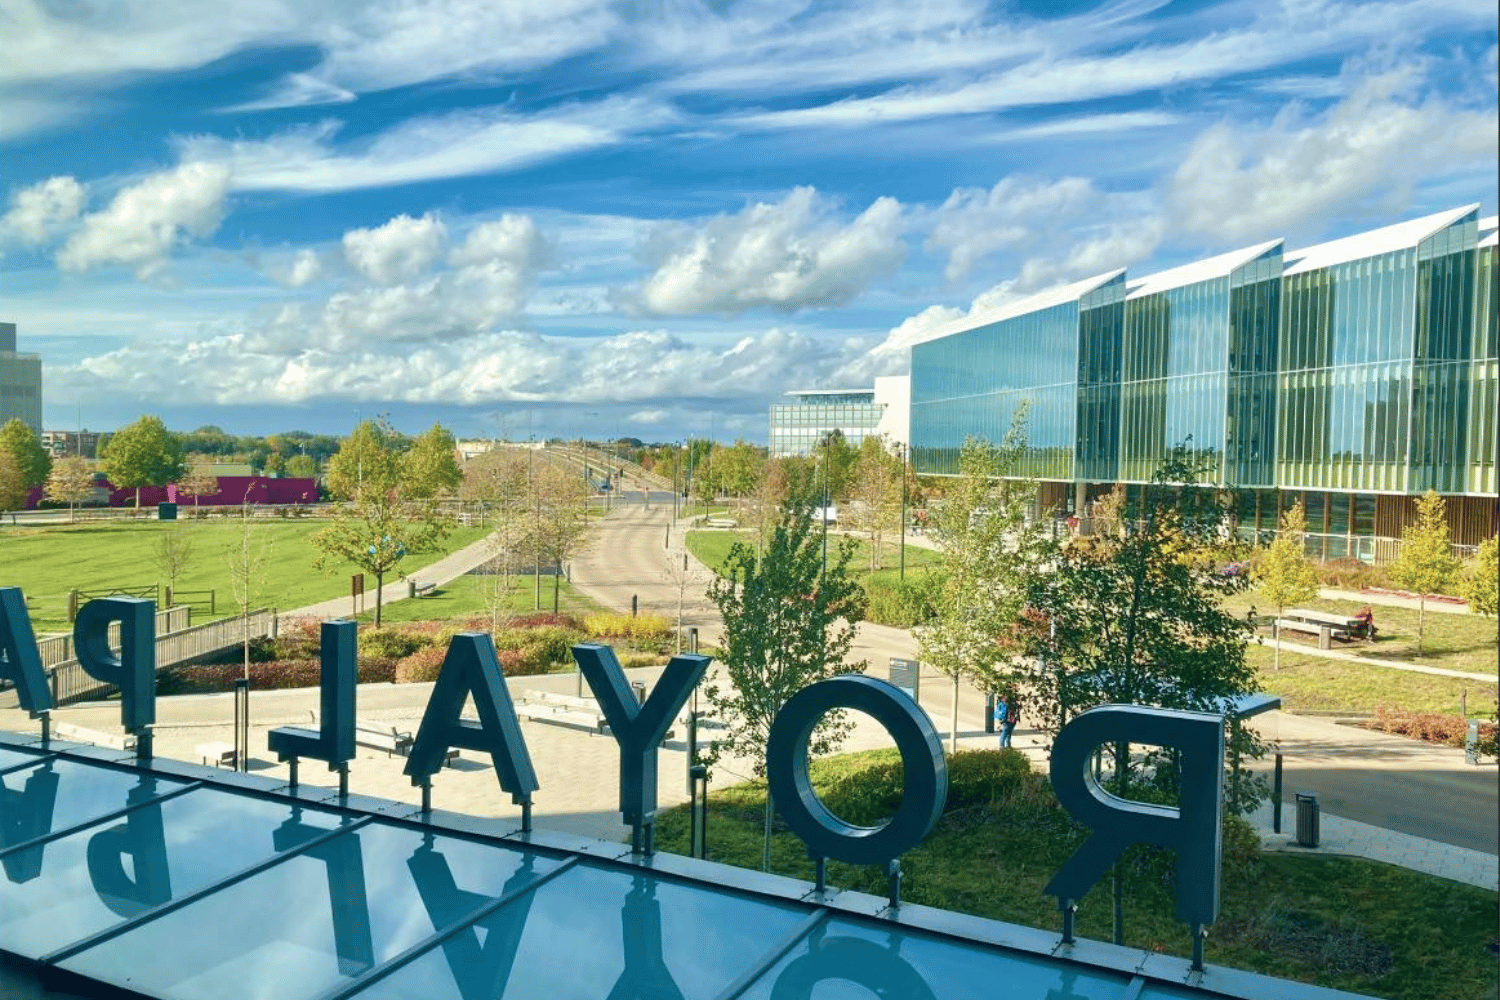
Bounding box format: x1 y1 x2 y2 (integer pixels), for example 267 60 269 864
0 746 48 770
57 822 564 1000
0 788 343 959
1 760 187 851
734 916 1131 1000
350 863 811 1000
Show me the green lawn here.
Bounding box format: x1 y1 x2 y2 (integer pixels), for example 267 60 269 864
341 572 605 626
1 520 489 632
656 749 1496 1000
1229 591 1498 674
1250 646 1497 717
685 529 942 581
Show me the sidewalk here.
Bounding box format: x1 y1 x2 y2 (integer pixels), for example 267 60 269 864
280 530 497 621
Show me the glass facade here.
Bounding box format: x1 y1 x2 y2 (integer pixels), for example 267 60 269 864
769 391 883 456
910 207 1497 543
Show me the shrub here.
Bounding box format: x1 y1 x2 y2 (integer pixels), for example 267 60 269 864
818 749 1034 826
864 571 948 627
1368 704 1497 749
508 612 585 630
358 627 436 661
164 656 397 693
1315 558 1389 592
583 611 672 643
394 645 448 684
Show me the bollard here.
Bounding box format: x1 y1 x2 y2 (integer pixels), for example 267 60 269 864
631 594 638 617
984 692 996 734
1272 753 1284 833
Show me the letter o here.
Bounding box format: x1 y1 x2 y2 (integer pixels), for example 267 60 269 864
766 674 946 867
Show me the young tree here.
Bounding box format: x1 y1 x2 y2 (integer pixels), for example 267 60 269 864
45 456 96 521
526 460 595 613
155 523 195 601
714 440 765 515
704 496 867 871
1458 534 1498 639
918 415 1051 752
312 490 451 628
224 500 274 680
176 462 220 507
846 435 902 571
325 420 403 501
0 418 51 488
812 429 858 505
284 453 318 480
100 415 186 509
405 423 463 498
1253 500 1321 670
1388 491 1461 654
463 447 536 628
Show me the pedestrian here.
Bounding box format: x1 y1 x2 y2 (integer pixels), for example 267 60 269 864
993 693 1008 749
1001 694 1021 749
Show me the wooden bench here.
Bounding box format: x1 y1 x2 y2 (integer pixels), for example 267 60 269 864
196 741 237 768
52 721 136 752
705 517 737 529
1273 618 1347 650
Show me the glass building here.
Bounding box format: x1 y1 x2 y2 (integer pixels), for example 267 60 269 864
0 322 43 437
769 382 899 457
0 731 1375 1000
910 207 1499 554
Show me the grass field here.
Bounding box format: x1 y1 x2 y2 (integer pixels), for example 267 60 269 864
339 572 604 626
685 529 943 582
1228 591 1497 674
1250 646 1497 717
1 519 489 632
655 749 1497 1000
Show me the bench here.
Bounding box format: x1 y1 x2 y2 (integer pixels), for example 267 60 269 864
52 721 136 752
355 722 415 757
517 691 610 735
408 580 437 598
1273 619 1350 650
196 741 237 768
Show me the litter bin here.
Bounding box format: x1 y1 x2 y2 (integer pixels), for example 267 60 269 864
1295 791 1319 848
407 579 417 599
631 680 647 705
158 502 178 521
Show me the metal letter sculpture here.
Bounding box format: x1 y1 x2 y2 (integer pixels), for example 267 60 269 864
572 643 711 855
268 620 357 769
766 674 946 902
1045 704 1224 965
0 587 52 716
73 597 156 739
406 634 539 826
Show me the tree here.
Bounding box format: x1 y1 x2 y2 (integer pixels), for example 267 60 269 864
704 496 867 871
0 418 51 487
1388 491 1460 654
176 462 220 507
155 523 195 600
325 420 403 501
526 460 595 612
846 435 902 571
1253 500 1320 670
1022 448 1260 944
45 456 95 522
312 487 451 628
812 429 858 505
285 453 317 479
0 451 26 518
224 500 274 681
100 415 186 508
1458 535 1497 638
405 423 463 499
462 447 535 628
714 440 765 514
918 414 1052 752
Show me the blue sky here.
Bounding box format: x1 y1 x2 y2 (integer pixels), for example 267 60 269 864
2 0 1495 443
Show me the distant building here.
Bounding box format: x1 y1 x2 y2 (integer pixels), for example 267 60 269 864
909 205 1498 555
769 376 910 457
0 322 42 436
41 429 102 459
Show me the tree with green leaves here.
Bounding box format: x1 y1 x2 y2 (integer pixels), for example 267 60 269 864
225 500 275 680
1253 499 1321 670
311 488 451 628
0 418 51 488
284 453 317 479
1388 490 1460 654
1021 447 1260 944
45 456 95 521
0 451 27 519
704 495 867 871
846 435 903 571
176 462 220 507
325 420 403 501
812 429 858 505
405 423 463 498
919 411 1052 752
526 459 594 612
1458 533 1497 640
100 415 186 509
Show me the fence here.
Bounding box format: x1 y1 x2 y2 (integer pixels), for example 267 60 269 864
37 605 191 669
46 608 276 707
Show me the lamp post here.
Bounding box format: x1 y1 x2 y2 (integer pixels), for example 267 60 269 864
899 442 908 581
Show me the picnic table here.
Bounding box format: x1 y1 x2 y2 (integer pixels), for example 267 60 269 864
1275 608 1371 649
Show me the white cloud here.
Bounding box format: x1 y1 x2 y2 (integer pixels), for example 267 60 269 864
56 162 230 277
176 98 675 193
342 212 448 285
1168 59 1500 241
449 214 546 269
632 187 906 315
223 73 356 113
629 409 669 424
286 248 323 288
926 176 1098 280
1 175 86 244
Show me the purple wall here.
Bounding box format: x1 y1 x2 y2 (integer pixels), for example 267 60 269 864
27 476 319 509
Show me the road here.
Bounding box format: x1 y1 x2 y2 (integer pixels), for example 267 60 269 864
570 498 1499 856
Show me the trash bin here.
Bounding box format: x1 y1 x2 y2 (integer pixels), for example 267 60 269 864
631 680 647 705
158 502 178 521
1295 791 1319 848
407 579 417 599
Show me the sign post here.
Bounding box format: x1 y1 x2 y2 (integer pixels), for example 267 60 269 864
888 657 919 702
